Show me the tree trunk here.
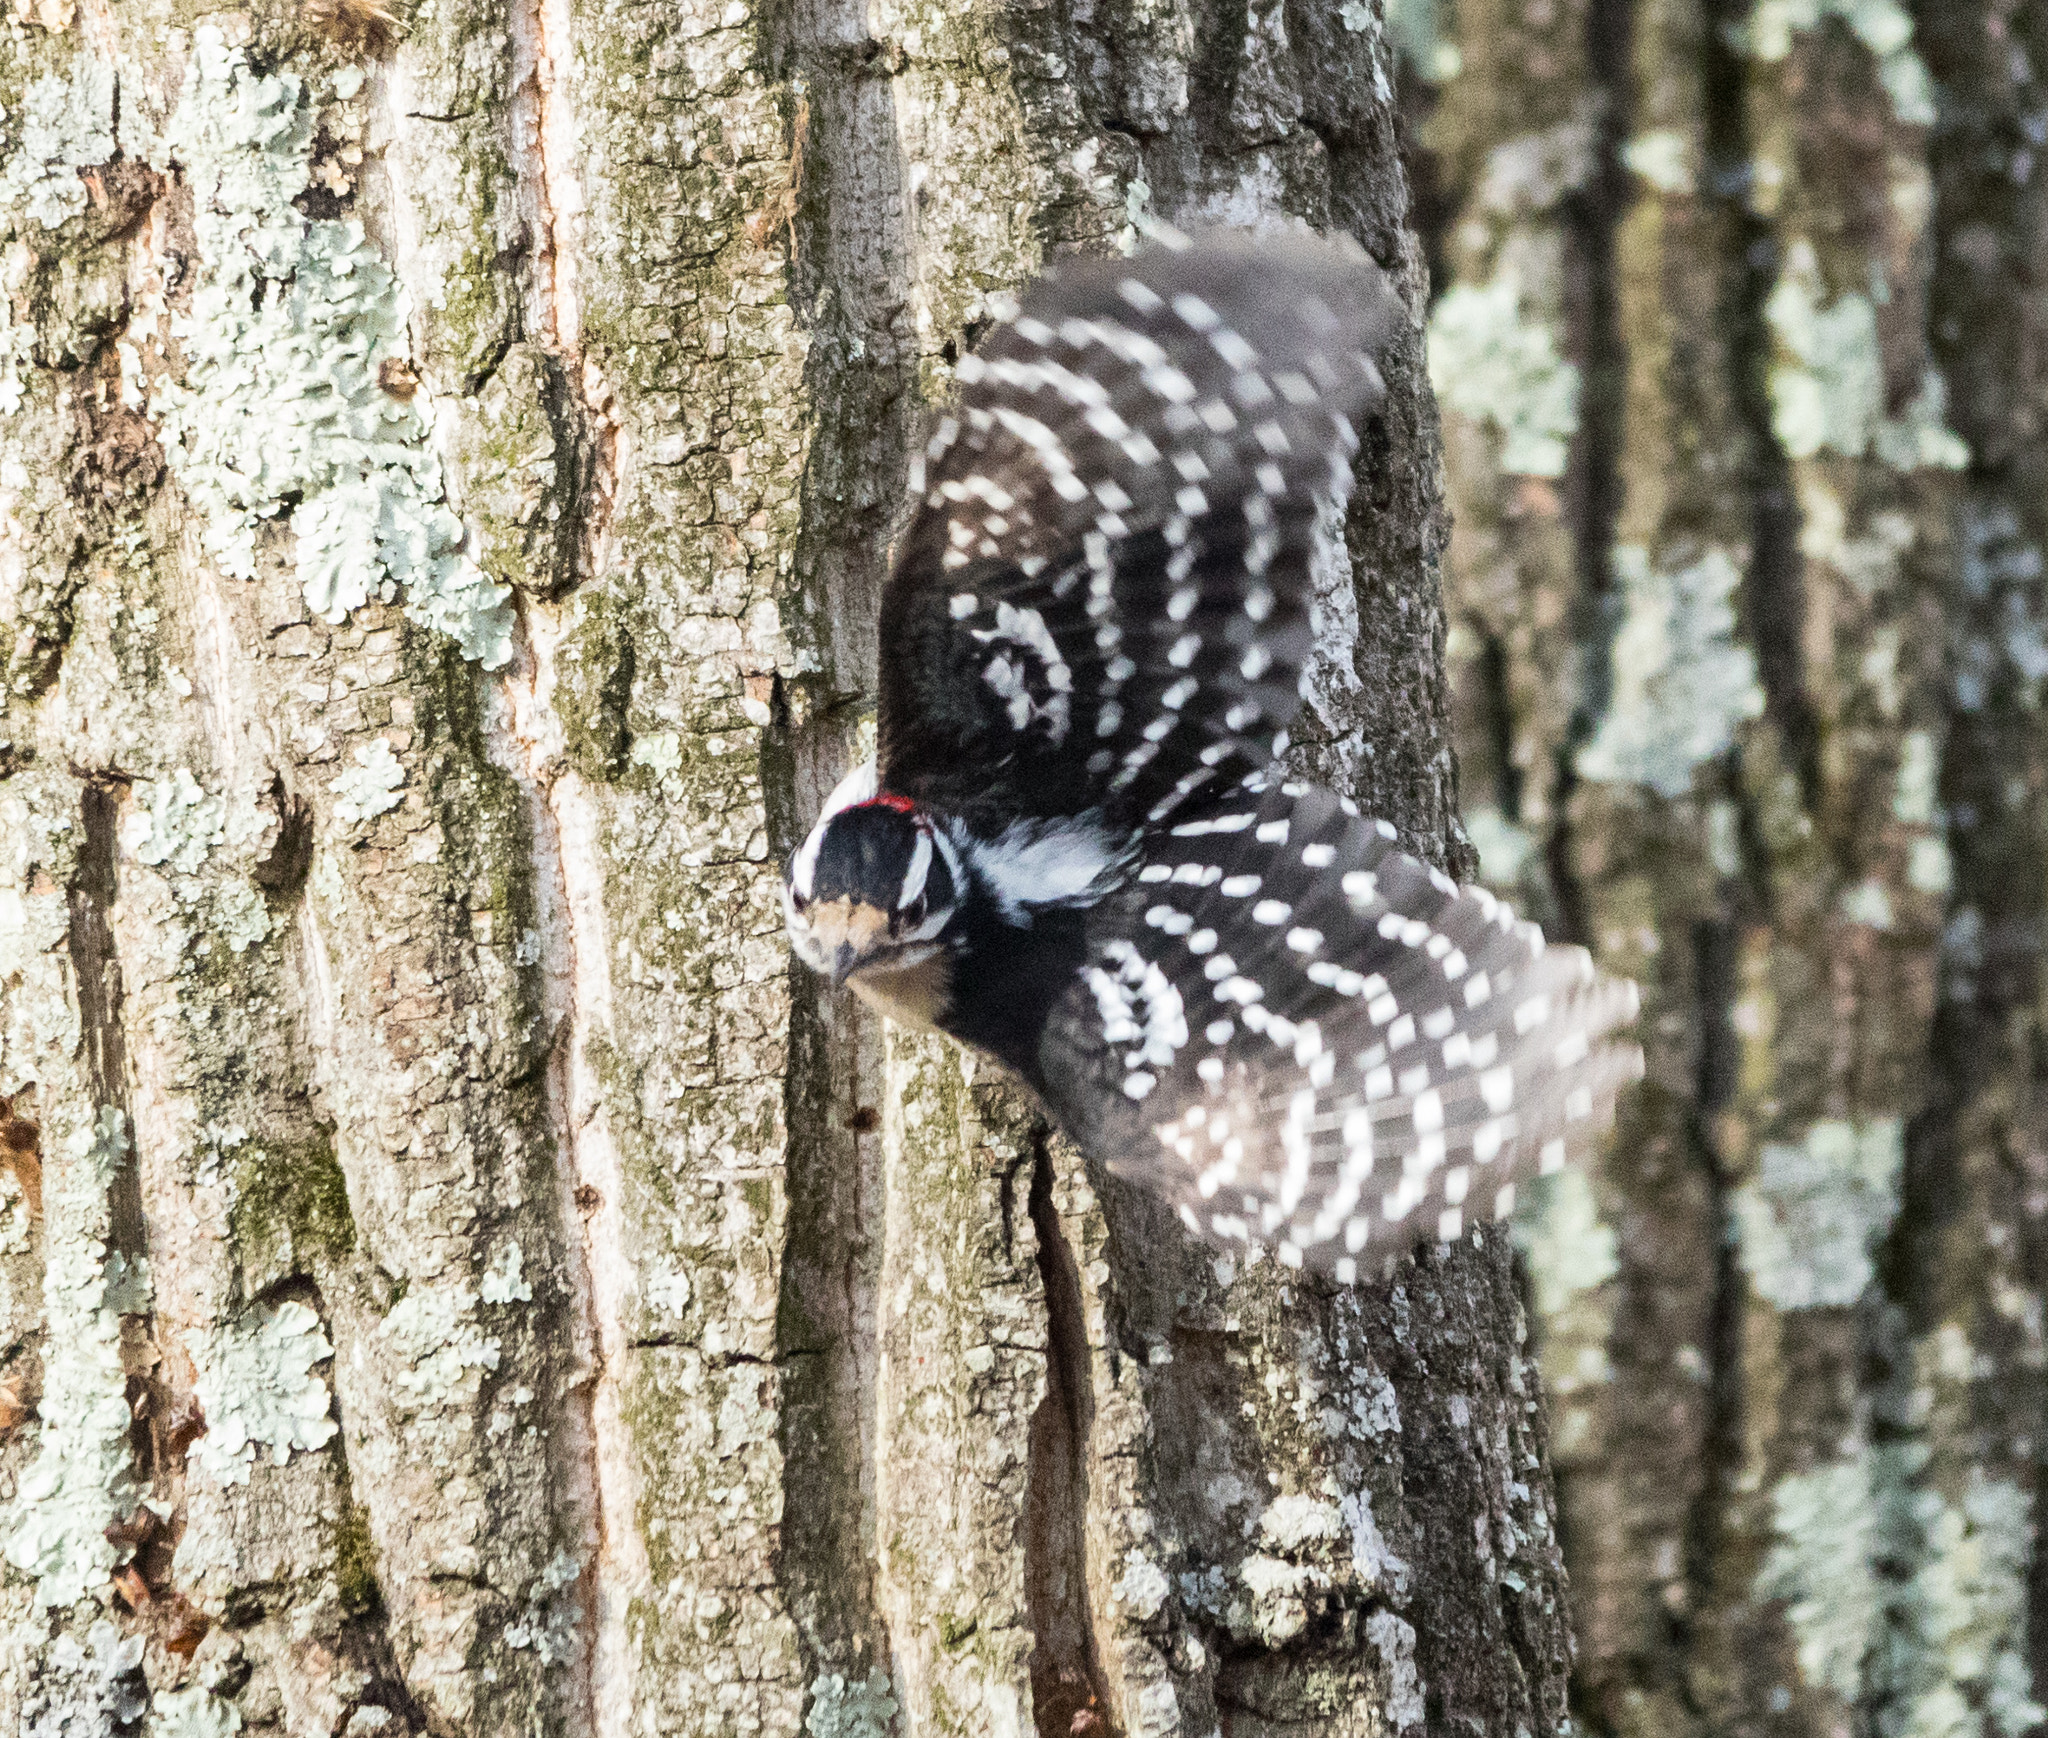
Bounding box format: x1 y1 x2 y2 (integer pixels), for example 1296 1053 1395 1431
1411 0 2048 1730
0 0 1573 1733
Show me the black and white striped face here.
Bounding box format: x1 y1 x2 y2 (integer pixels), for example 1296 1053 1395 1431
784 788 961 988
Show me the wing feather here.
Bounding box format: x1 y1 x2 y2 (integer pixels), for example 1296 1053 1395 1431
1035 777 1642 1278
878 233 1399 832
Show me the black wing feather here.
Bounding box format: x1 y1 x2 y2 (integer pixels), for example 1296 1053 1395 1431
878 232 1399 833
1033 777 1643 1280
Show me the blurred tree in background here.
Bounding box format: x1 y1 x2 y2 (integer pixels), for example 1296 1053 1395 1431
1407 0 2048 1730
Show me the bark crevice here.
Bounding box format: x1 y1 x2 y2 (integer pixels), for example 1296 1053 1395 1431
1024 1140 1116 1738
1701 0 1819 814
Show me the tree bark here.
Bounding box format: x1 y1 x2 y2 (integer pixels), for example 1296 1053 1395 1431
1412 0 2048 1730
0 0 1573 1733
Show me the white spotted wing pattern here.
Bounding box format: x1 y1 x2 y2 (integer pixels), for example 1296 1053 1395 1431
878 232 1399 834
1037 775 1644 1280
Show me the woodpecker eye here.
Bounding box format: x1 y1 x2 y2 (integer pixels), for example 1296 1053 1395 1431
900 894 926 928
789 888 809 913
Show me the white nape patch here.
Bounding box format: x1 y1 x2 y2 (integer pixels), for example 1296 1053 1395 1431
972 815 1119 918
791 758 878 898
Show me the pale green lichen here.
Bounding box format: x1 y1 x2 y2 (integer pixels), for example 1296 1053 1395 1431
639 1260 692 1317
1908 837 1952 896
1381 0 1461 81
1760 1449 2045 1735
1955 504 2048 711
0 1169 29 1255
1577 546 1764 797
1895 730 1940 824
1340 1489 1410 1594
1765 247 1967 468
1842 879 1896 929
1515 1169 1620 1317
18 1618 147 1732
1800 487 1920 598
119 773 273 948
329 740 406 825
502 1547 581 1666
153 27 512 666
1623 129 1695 195
1905 1476 2047 1737
1733 1118 1902 1309
1258 1493 1344 1552
1463 807 1537 886
5 1109 144 1608
213 880 272 953
1427 277 1580 478
125 769 227 876
151 1685 245 1736
1734 0 1934 125
1479 122 1594 216
193 1121 247 1199
380 1287 501 1407
479 1242 533 1305
0 54 119 230
804 1669 898 1738
1113 1549 1171 1619
1363 1610 1425 1730
188 1299 340 1486
629 732 683 778
1708 798 1743 876
1760 1453 1888 1699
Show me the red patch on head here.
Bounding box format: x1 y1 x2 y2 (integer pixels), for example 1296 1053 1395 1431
859 793 920 816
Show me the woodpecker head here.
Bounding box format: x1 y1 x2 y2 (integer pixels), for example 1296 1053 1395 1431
784 774 962 987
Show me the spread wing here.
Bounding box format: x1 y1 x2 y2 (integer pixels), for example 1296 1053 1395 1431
878 231 1400 833
1034 777 1643 1280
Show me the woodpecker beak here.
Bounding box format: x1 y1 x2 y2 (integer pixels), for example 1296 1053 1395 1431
801 897 891 986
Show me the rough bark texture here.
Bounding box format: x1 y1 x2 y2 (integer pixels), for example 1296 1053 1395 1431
0 0 1573 1733
1410 0 2048 1731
